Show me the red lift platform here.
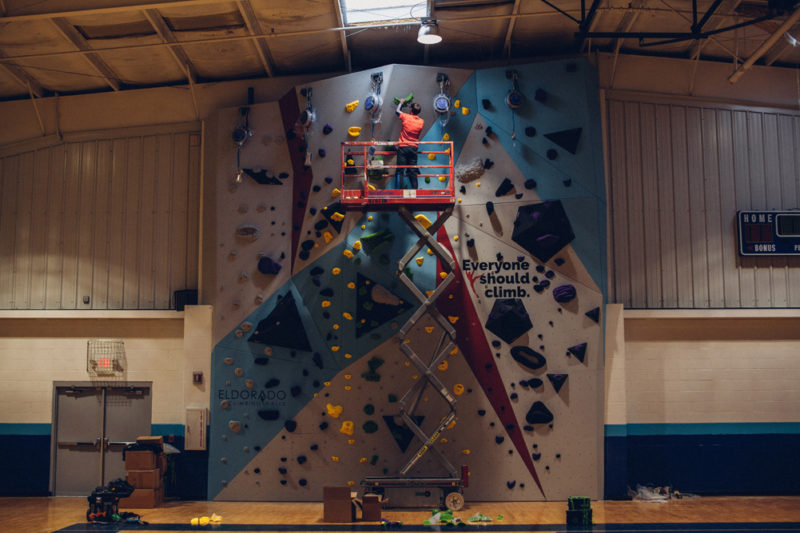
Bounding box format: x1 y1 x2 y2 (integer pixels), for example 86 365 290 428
339 141 455 211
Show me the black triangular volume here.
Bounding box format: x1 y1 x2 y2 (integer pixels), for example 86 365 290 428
382 415 425 453
567 343 587 363
355 274 413 338
248 292 312 351
544 127 582 155
547 373 568 393
585 307 600 323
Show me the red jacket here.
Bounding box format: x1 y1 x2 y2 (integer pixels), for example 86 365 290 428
398 112 424 147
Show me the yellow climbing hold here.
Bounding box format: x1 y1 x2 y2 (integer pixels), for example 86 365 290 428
416 257 424 266
353 241 362 251
440 438 448 443
345 100 359 112
360 457 368 463
454 235 459 241
326 403 343 418
450 346 459 355
462 449 471 455
331 188 341 198
428 152 436 160
348 439 355 445
414 214 432 229
425 326 435 334
321 300 331 308
347 282 356 289
438 175 447 182
332 267 341 275
454 99 461 108
348 126 361 137
367 184 376 191
476 182 481 187
331 345 340 351
347 480 355 486
426 290 434 297
344 374 351 380
344 385 352 391
442 132 450 141
343 312 353 320
368 215 373 221
324 381 331 387
333 323 340 330
447 419 457 430
453 383 465 395
461 106 470 115
323 231 333 243
345 353 352 359
361 224 366 230
332 456 340 462
427 248 434 255
458 198 462 203
331 212 345 222
439 272 447 280
343 249 354 259
438 360 448 371
448 316 459 324
340 420 354 435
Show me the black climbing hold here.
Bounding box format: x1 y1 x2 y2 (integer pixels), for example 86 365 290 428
546 149 558 160
490 422 495 427
525 126 537 137
563 179 572 187
525 401 554 425
254 446 261 451
388 394 397 403
319 287 334 297
545 270 555 279
553 284 576 303
254 468 261 474
318 148 326 158
485 363 493 371
510 392 518 400
544 127 582 155
547 373 568 393
483 158 494 169
492 340 501 348
319 421 329 430
510 346 546 371
495 178 514 197
511 201 576 263
265 378 280 388
301 240 314 251
535 88 548 103
477 409 486 416
554 257 565 266
278 467 287 475
515 193 523 199
466 239 475 247
482 137 488 145
312 352 323 369
310 266 324 276
323 124 333 134
556 453 561 459
290 386 302 397
536 265 545 273
485 298 532 344
286 129 296 140
524 179 537 190
248 292 313 350
258 409 280 421
507 481 516 489
482 98 491 110
524 425 534 431
279 172 289 180
313 380 320 388
486 201 495 216
459 185 466 194
495 436 504 444
532 452 541 461
322 312 330 320
297 455 307 464
585 307 600 323
363 420 379 433
508 450 514 455
324 176 333 184
314 220 329 231
567 343 587 363
280 479 287 485
302 369 309 377
310 444 318 451
299 478 307 486
364 404 375 415
312 185 321 193
258 256 282 275
486 126 493 136
243 168 282 185
540 279 550 288
254 357 269 365
285 420 298 432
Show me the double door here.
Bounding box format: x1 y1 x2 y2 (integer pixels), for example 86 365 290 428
52 382 151 496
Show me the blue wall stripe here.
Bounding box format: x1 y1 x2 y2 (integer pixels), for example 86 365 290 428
605 422 800 436
0 423 51 435
151 424 185 436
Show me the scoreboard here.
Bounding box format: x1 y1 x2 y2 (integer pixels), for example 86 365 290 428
738 211 800 256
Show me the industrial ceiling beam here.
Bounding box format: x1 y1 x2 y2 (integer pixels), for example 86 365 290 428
236 0 275 77
51 18 121 91
764 21 800 65
686 0 742 59
0 51 44 97
0 0 224 23
142 8 198 83
333 0 352 72
608 0 646 87
503 0 522 58
729 6 800 83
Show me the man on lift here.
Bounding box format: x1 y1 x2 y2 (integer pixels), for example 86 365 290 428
395 97 424 189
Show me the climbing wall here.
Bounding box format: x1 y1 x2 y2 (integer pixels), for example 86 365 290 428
208 59 606 502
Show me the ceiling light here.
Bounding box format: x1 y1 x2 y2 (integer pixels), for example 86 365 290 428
417 20 442 44
785 31 799 47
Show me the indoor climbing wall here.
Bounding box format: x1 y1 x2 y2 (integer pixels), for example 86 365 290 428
208 59 606 502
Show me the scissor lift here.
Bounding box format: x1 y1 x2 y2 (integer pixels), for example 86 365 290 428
340 142 467 511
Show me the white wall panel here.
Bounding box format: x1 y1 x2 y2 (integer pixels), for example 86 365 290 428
0 124 201 309
607 93 800 309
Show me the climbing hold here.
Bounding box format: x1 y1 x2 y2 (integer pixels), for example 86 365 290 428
345 100 359 112
455 157 485 183
486 201 495 216
546 149 558 160
228 420 242 433
510 346 546 370
257 409 280 421
553 284 576 303
448 316 459 324
438 360 448 371
322 231 333 243
525 126 536 137
285 420 298 432
507 481 516 489
414 214 432 229
416 257 424 266
332 267 341 275
454 99 461 108
535 88 548 103
453 384 464 395
544 127 582 155
585 307 600 323
343 249 354 259
495 436 504 444
485 299 532 344
362 420 379 433
511 201 575 262
248 292 311 351
352 241 362 251
348 127 362 137
547 373 568 393
223 357 233 365
318 148 326 158
326 403 343 418
235 224 261 242
567 343 587 363
438 175 447 182
495 178 514 197
481 98 491 109
428 153 436 160
483 158 494 169
257 256 282 275
339 420 354 436
525 401 554 425
323 124 333 134
462 106 470 115
331 188 341 198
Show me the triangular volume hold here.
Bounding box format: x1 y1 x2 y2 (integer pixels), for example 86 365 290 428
355 273 413 338
543 127 582 155
248 291 312 351
547 373 568 393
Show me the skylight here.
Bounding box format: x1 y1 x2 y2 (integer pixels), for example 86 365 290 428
341 0 426 25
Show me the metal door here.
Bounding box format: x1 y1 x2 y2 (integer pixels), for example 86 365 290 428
52 383 152 496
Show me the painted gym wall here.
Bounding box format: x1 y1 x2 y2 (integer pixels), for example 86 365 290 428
204 58 607 503
603 80 800 497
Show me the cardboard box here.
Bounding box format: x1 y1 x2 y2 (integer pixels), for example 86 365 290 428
127 469 162 489
361 493 384 521
125 450 157 470
136 435 164 446
323 486 355 523
120 487 163 509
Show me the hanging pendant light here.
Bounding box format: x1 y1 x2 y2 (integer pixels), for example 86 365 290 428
417 20 442 45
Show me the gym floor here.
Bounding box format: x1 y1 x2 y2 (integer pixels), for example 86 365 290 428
4 496 800 533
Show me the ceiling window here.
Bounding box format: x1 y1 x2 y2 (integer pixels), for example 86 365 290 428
340 0 427 25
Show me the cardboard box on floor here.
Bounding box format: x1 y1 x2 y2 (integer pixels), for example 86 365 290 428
120 487 163 509
323 486 356 523
127 469 162 489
